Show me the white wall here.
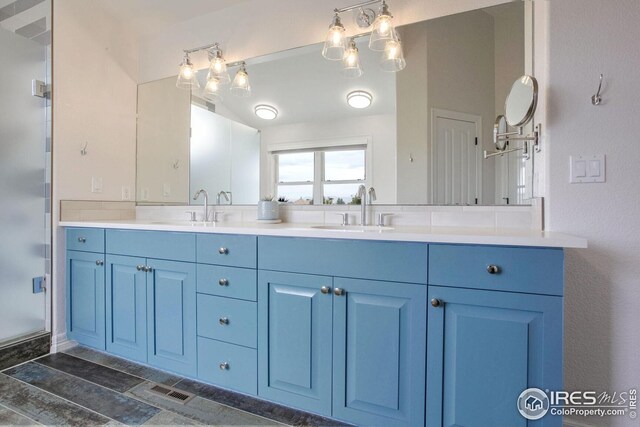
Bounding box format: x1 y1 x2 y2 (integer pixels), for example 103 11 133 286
547 1 640 426
260 114 397 204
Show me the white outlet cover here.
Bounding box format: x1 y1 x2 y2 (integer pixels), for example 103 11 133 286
141 188 150 201
570 155 605 183
91 177 103 193
163 183 171 197
122 186 131 200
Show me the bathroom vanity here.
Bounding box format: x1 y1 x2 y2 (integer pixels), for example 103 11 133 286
63 221 584 427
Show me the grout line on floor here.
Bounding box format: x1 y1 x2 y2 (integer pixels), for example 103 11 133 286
0 401 44 426
0 372 120 426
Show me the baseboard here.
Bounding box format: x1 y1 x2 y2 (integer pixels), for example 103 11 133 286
0 332 50 371
51 332 76 353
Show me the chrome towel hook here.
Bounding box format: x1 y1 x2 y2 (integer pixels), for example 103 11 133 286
591 74 604 105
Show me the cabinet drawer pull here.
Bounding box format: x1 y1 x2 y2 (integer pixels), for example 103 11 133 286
218 247 229 255
219 362 229 370
320 286 331 294
77 237 86 243
486 265 500 275
95 260 104 266
219 317 229 325
218 278 229 286
334 288 345 296
431 298 443 308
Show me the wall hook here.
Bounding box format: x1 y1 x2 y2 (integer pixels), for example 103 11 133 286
172 160 180 170
591 74 604 105
80 141 88 155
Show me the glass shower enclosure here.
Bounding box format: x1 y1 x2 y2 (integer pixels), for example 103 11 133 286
0 0 51 345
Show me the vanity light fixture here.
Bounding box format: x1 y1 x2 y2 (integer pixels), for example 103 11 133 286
342 38 364 78
322 12 347 60
203 74 222 101
208 44 231 84
323 0 406 74
255 104 278 120
347 90 372 109
231 62 251 97
176 52 200 89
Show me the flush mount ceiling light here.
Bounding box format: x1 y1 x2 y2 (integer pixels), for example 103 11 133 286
347 90 372 109
322 0 406 75
255 104 278 120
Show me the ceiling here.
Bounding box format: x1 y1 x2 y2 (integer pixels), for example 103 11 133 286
98 0 252 36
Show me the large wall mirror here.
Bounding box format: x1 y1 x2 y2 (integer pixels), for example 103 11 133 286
136 1 531 206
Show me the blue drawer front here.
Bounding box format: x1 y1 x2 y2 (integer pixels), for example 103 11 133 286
197 337 257 395
429 244 564 296
67 228 105 253
197 294 257 348
106 229 196 262
197 234 257 268
197 264 257 301
258 237 427 284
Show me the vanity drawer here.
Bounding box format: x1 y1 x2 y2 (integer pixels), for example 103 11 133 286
197 337 257 395
106 229 195 262
66 228 105 253
428 244 564 296
197 234 257 268
197 264 257 301
258 237 427 284
197 294 257 348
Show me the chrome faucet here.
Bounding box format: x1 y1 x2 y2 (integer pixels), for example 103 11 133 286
193 189 209 221
356 185 367 225
216 191 230 205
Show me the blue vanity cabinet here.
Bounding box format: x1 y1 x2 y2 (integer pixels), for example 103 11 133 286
105 254 147 363
332 278 427 427
66 250 106 350
258 270 334 416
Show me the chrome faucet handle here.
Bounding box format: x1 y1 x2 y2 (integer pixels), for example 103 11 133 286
377 213 393 226
186 211 197 222
211 211 222 223
335 213 349 226
368 187 377 203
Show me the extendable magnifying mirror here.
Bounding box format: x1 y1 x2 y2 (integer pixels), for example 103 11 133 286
485 75 541 160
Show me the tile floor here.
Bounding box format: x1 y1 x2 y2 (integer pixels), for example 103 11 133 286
0 346 348 426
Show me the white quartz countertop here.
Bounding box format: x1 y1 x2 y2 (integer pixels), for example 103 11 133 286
58 220 587 248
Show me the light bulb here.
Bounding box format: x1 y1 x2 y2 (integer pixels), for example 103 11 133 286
231 63 251 98
369 1 397 51
208 46 230 84
322 13 347 60
341 39 363 79
176 54 200 90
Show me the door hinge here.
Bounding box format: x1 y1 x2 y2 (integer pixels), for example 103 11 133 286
475 198 478 205
475 137 478 146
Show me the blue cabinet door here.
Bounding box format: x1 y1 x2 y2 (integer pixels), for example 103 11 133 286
147 259 197 377
427 286 562 427
332 278 427 427
258 271 333 416
105 255 147 363
67 251 105 350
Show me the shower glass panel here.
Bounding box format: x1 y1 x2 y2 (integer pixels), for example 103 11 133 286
0 0 50 343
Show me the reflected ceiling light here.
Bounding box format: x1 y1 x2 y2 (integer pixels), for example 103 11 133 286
208 44 230 84
255 104 278 120
380 38 406 72
322 12 347 60
231 62 251 97
342 38 363 78
176 53 200 89
369 1 397 51
203 74 222 101
347 90 372 109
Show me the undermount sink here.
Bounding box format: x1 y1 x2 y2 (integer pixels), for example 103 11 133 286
310 225 395 232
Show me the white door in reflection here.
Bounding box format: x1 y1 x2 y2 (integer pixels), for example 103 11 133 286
432 114 481 205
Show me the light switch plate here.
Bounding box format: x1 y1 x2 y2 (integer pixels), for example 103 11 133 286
570 155 605 183
91 176 103 193
121 186 131 200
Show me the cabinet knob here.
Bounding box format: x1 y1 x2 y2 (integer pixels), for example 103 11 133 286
218 247 229 255
487 265 500 275
219 362 230 370
77 237 86 243
218 278 229 286
144 266 153 273
320 286 331 294
136 265 144 271
95 260 104 266
431 298 442 308
334 288 345 296
219 317 229 325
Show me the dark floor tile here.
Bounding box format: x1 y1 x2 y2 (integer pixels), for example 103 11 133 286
0 374 110 426
142 410 202 426
4 363 160 425
36 352 144 392
174 379 349 427
0 404 38 425
127 382 276 426
64 346 182 386
0 333 50 371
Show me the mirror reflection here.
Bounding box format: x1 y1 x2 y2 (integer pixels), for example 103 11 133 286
136 1 530 206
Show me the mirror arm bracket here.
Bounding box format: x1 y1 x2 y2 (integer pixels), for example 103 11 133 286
486 124 540 160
